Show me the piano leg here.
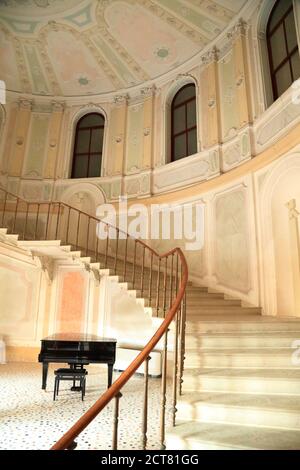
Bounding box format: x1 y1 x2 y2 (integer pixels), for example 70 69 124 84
42 362 49 390
108 363 113 388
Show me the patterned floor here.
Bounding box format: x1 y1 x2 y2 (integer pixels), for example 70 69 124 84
0 363 172 450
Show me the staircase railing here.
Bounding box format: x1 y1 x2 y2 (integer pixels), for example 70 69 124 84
0 186 188 450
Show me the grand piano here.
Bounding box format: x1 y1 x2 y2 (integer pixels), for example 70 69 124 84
38 333 117 390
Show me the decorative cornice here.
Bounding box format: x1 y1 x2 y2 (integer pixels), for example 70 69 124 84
286 199 300 220
114 94 129 105
140 85 156 98
51 100 65 112
227 18 249 41
18 98 33 110
201 46 219 66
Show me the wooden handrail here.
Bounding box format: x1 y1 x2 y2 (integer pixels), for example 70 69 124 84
51 248 188 450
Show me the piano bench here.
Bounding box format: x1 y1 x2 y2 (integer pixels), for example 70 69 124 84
53 368 88 401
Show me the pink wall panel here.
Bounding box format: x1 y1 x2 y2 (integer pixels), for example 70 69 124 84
57 271 86 333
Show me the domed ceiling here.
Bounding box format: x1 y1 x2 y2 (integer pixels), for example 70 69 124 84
0 0 247 97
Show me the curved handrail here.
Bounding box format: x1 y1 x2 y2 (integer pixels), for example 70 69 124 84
51 248 188 450
0 185 188 450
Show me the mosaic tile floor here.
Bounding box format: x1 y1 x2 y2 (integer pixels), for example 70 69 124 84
0 363 172 450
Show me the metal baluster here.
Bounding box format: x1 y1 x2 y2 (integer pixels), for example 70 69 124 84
95 220 99 262
23 202 30 240
172 309 180 426
104 223 109 268
160 329 169 450
156 257 161 317
162 257 168 318
179 291 187 396
114 228 119 274
86 216 90 257
65 206 71 245
75 212 81 250
112 392 122 450
12 197 19 233
123 236 128 280
140 245 145 296
132 240 137 288
1 191 8 228
148 252 153 305
169 253 174 308
34 203 40 240
45 203 51 241
142 356 151 450
55 203 61 240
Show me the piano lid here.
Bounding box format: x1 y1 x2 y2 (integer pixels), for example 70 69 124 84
41 333 117 343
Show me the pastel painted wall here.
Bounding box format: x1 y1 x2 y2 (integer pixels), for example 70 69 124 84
56 270 87 333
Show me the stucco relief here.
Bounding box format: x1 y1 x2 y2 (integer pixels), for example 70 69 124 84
257 100 300 147
222 129 251 171
214 188 250 292
153 150 220 193
23 113 50 178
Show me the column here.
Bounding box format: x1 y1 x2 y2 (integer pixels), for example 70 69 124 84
200 47 222 149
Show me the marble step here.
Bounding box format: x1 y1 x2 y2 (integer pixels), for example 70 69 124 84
184 348 297 368
185 332 300 348
182 368 300 395
186 307 261 316
185 318 300 334
166 421 300 450
176 391 300 430
186 299 241 306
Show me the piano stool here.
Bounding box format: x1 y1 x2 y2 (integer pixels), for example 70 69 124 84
53 368 88 401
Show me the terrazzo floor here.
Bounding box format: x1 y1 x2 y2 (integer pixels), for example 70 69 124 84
0 362 172 450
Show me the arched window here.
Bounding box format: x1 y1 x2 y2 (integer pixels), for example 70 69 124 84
267 0 300 101
171 84 197 162
71 113 105 178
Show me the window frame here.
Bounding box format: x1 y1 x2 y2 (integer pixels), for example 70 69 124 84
170 83 197 163
71 112 105 179
266 0 299 101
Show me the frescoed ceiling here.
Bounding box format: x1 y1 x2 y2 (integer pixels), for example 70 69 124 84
0 0 247 97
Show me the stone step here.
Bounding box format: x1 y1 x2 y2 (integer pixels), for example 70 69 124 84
184 348 297 368
185 318 300 334
186 299 241 307
185 332 300 348
186 307 261 315
166 421 300 450
176 391 300 430
182 368 300 395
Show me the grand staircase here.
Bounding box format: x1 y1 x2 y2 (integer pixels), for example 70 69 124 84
166 297 300 450
1 187 300 450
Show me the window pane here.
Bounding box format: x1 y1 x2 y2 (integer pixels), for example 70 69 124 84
269 0 292 31
173 85 195 106
173 105 186 134
291 52 300 80
88 154 101 177
75 129 90 153
285 11 298 53
275 62 292 96
187 99 196 129
188 128 197 156
78 113 104 128
90 128 103 153
173 134 187 160
72 154 88 178
270 24 287 69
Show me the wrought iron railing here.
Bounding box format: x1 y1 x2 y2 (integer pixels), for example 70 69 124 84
0 186 188 450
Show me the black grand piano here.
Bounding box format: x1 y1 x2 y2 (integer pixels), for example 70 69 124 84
38 333 117 390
